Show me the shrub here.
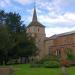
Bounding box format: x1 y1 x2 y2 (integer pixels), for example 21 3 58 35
43 61 60 68
38 55 59 64
69 61 75 66
30 55 61 68
60 60 70 67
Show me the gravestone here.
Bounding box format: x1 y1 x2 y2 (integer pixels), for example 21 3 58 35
61 66 67 75
0 66 14 75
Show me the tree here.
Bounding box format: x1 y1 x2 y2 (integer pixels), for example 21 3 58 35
0 10 37 65
0 25 14 65
0 10 6 25
6 12 22 33
14 29 37 63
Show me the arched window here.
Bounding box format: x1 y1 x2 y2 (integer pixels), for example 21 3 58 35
55 49 61 57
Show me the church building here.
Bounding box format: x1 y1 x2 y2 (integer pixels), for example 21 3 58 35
26 6 75 60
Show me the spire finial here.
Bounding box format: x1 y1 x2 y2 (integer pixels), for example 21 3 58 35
32 0 37 22
34 0 36 9
34 0 35 8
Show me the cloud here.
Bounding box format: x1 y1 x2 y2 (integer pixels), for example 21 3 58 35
37 0 66 13
0 0 75 37
14 0 33 5
0 1 6 7
45 27 75 37
64 13 75 22
38 12 75 27
0 0 12 8
24 0 75 36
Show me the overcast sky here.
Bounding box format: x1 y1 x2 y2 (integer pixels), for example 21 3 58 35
0 0 75 37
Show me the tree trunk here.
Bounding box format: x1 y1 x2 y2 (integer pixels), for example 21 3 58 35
25 57 29 63
4 56 8 65
0 56 4 65
20 56 23 64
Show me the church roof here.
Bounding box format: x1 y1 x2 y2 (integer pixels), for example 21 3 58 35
58 31 75 36
48 30 75 40
27 6 45 28
49 35 58 39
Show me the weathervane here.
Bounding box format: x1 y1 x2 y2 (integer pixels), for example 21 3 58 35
34 0 36 9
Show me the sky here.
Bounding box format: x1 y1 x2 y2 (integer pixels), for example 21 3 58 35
0 0 75 37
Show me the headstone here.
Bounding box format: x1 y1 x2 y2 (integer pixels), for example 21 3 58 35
61 66 67 75
8 66 14 75
0 67 9 75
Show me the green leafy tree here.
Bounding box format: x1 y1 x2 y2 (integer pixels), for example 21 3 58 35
0 26 14 65
6 12 22 33
14 29 37 63
65 48 75 61
0 10 6 25
0 10 37 65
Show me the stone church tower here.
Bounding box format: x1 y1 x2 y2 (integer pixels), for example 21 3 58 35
26 7 46 59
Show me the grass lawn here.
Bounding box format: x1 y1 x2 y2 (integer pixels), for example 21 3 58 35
10 64 75 75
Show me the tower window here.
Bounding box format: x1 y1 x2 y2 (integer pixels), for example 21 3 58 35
38 28 39 32
32 28 35 32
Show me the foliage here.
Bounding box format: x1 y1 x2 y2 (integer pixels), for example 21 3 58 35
0 10 37 65
65 48 75 61
31 55 61 68
6 12 22 32
43 61 60 68
0 10 6 25
0 26 15 65
63 48 75 66
38 55 60 64
60 59 70 67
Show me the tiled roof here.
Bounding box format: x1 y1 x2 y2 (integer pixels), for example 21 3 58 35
49 35 58 39
58 31 75 36
47 30 75 40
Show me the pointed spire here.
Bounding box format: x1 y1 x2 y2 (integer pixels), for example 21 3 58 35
32 0 37 22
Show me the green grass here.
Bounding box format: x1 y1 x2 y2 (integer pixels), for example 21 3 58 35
67 67 75 75
10 64 75 75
